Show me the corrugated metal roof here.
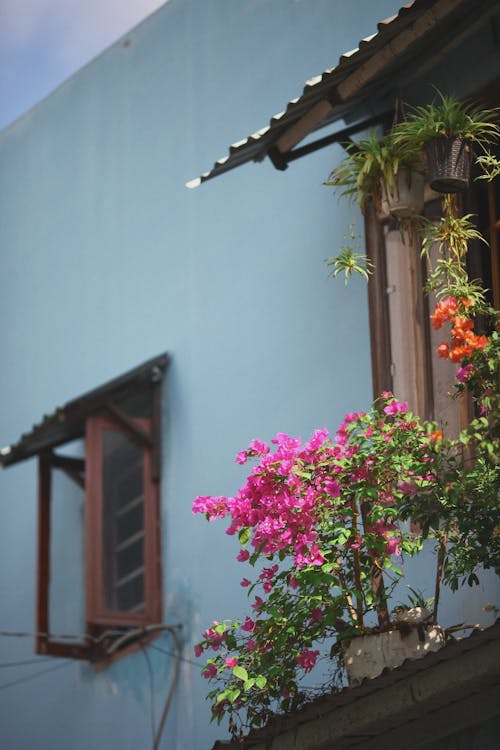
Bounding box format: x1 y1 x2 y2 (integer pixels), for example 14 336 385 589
0 353 169 467
212 620 500 750
187 0 494 188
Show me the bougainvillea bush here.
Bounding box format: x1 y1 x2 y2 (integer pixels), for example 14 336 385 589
192 395 451 731
192 294 499 735
193 165 499 734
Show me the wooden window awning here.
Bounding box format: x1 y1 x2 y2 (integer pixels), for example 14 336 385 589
0 353 169 472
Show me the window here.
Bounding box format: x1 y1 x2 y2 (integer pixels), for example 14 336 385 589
0 354 168 661
365 118 499 432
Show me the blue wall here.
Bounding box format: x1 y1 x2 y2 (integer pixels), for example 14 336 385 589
0 2 498 749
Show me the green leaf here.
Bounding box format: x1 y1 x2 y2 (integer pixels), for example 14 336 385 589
255 675 267 689
227 688 241 704
238 527 251 546
243 678 255 690
232 665 249 681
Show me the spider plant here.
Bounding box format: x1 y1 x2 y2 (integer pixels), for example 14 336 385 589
393 92 500 153
325 130 421 214
420 195 488 305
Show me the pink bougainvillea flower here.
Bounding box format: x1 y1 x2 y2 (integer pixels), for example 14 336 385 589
248 438 270 455
309 608 323 622
225 657 238 668
235 450 248 465
296 649 320 673
383 400 408 415
241 616 255 632
240 578 251 587
324 478 340 497
236 548 250 562
259 564 279 581
194 643 204 658
456 364 475 383
289 575 299 589
385 536 401 556
203 663 217 679
252 596 264 612
192 495 228 519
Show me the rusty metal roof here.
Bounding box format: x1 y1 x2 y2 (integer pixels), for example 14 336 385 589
187 0 498 188
212 620 500 750
0 353 169 467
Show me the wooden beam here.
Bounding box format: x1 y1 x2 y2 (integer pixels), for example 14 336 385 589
106 403 153 448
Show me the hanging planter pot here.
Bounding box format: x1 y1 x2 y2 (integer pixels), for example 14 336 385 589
425 136 472 193
379 167 425 219
343 612 445 687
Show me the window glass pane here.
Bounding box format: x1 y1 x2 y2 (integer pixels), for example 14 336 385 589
102 430 145 613
49 463 86 640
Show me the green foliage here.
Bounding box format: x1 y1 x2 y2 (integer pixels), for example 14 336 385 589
325 226 374 284
420 195 488 304
394 586 434 612
393 91 500 154
325 130 421 211
199 89 500 740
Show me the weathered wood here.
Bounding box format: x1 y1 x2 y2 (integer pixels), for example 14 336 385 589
364 202 392 398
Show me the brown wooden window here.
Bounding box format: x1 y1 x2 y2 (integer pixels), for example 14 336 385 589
36 411 162 661
0 355 168 662
85 416 161 628
365 176 499 433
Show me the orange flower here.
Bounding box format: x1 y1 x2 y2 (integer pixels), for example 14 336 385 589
430 297 458 330
437 342 450 358
451 316 474 341
449 344 473 362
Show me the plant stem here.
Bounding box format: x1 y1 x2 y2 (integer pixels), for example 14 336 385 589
360 499 390 630
336 559 358 625
433 530 448 624
351 500 365 626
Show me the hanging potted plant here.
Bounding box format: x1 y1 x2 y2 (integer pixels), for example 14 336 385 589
326 131 424 220
393 92 500 193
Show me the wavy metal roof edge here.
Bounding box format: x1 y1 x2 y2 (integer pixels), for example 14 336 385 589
186 0 426 188
0 352 170 466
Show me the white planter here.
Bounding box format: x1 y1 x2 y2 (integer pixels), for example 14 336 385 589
343 622 445 686
380 167 424 219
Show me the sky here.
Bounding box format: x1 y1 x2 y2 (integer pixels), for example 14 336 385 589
0 0 166 131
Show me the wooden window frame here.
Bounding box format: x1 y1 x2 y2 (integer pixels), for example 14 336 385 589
85 416 162 629
365 177 498 427
36 413 162 661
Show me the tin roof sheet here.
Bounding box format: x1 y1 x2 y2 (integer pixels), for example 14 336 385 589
187 0 488 188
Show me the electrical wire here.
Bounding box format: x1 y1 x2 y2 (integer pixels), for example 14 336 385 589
150 642 200 668
0 629 123 643
0 659 74 692
0 657 59 669
153 627 181 750
141 644 156 747
0 621 187 750
0 625 200 669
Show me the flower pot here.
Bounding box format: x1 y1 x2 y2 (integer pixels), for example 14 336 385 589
425 136 471 193
379 167 424 219
343 618 445 686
